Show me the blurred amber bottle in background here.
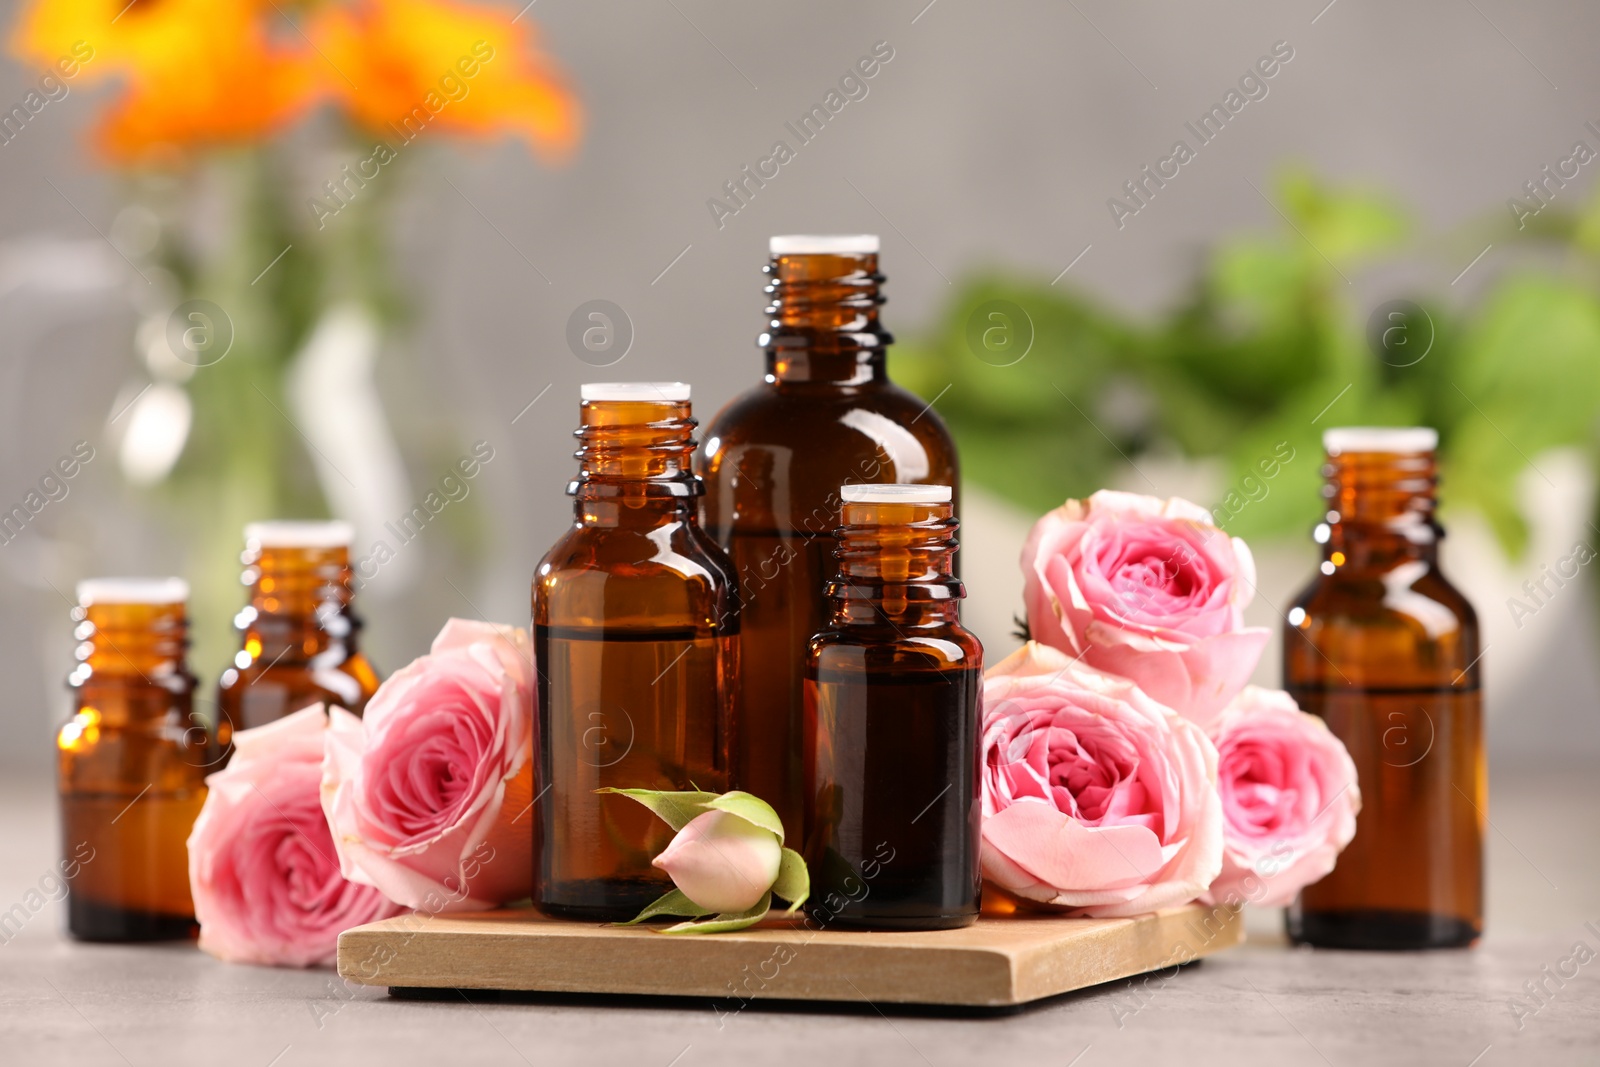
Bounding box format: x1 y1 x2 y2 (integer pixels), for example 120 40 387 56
58 579 213 941
217 521 380 733
534 383 740 921
699 235 960 842
1284 428 1485 949
804 485 982 930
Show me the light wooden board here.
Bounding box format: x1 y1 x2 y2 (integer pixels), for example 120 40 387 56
336 903 1244 1008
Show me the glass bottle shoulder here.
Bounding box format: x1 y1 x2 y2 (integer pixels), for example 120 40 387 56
808 622 983 679
1286 559 1479 687
701 379 958 474
533 517 739 631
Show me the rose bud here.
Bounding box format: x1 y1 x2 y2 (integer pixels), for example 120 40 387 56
1021 490 1270 727
1203 686 1361 908
652 809 783 914
188 706 403 967
322 618 535 912
980 642 1223 918
604 788 809 933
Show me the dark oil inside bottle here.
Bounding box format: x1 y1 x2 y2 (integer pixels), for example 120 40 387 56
1284 436 1484 950
1286 685 1483 949
535 622 734 920
62 790 205 941
806 662 981 930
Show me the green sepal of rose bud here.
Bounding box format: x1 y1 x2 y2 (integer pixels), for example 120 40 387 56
599 788 811 932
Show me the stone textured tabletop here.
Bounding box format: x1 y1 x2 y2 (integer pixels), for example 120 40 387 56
2 766 1596 1067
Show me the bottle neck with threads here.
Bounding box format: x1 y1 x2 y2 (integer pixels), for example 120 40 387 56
763 235 890 387
827 485 963 629
235 522 360 663
570 382 700 527
1318 428 1440 573
69 579 193 704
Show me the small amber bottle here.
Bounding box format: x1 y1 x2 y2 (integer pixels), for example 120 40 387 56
803 484 982 930
1285 428 1484 949
700 235 960 843
534 382 741 922
217 521 380 733
58 579 212 941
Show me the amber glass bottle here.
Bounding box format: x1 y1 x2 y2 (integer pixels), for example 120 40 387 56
217 521 380 734
700 235 960 843
1284 428 1484 949
534 383 740 922
58 579 213 941
804 485 982 930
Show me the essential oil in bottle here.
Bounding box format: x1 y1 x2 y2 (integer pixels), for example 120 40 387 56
804 484 982 930
217 520 380 733
1285 428 1484 950
57 579 214 941
534 382 741 922
699 235 960 843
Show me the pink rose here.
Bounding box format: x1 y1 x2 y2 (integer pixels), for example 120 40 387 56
323 618 535 911
1202 686 1361 908
188 706 403 967
980 642 1222 917
1021 490 1270 727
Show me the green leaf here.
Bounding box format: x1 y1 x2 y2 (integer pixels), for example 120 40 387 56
770 848 810 912
705 791 785 842
594 788 721 832
658 893 772 935
614 888 713 926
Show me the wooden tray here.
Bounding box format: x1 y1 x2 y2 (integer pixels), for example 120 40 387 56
336 903 1243 1008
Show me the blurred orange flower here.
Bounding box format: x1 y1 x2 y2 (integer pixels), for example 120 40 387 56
10 0 318 161
8 0 580 163
311 0 580 160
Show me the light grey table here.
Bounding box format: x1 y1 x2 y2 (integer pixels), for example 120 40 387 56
2 765 1595 1067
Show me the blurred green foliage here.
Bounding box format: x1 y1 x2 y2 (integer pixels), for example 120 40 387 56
896 167 1600 557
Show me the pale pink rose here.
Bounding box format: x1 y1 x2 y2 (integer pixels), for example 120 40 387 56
980 642 1222 917
654 810 782 913
1021 490 1270 727
188 706 403 967
1202 686 1361 908
323 618 535 911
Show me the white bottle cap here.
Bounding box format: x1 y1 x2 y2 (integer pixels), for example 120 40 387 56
76 577 189 606
1323 427 1438 455
769 234 880 255
840 483 953 504
244 520 354 548
580 382 691 403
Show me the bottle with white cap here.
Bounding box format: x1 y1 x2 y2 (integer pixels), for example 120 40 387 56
533 382 740 921
803 483 981 929
1285 427 1484 949
57 577 211 941
699 235 959 844
217 520 380 733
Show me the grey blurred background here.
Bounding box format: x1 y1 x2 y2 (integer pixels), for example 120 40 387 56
3 0 1599 777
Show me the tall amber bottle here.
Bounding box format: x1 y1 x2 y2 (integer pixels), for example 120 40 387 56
534 383 740 921
700 234 960 842
217 521 380 733
804 485 982 930
1284 428 1484 949
58 579 213 941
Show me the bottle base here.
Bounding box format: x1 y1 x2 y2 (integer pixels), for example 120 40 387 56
67 898 197 942
803 905 979 932
1286 908 1480 950
537 877 675 924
